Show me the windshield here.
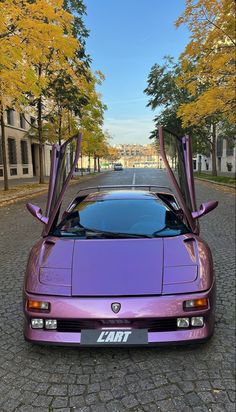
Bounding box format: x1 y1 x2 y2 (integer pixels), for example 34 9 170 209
53 199 189 238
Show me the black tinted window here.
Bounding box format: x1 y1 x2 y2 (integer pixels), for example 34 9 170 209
55 199 189 238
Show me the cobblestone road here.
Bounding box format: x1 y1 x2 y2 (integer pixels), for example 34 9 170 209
0 169 235 412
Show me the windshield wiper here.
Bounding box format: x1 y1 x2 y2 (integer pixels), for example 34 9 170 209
87 230 152 239
152 226 168 237
81 227 152 239
55 225 152 239
53 228 86 237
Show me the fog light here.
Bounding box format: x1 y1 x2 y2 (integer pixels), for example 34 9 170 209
177 317 189 328
191 317 204 327
27 300 49 311
45 319 57 330
31 318 44 329
184 298 208 310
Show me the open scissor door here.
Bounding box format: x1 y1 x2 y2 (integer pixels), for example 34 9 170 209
158 126 199 233
43 133 82 236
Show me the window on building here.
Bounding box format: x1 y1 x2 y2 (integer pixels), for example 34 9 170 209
20 113 26 129
8 138 17 164
21 140 28 164
6 109 14 126
226 138 235 156
30 116 36 125
216 137 223 157
10 168 17 176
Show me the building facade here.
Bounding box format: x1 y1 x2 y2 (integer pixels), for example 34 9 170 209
114 144 161 168
0 108 51 180
193 137 236 174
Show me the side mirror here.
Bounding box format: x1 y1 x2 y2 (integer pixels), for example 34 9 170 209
26 203 49 224
192 200 218 219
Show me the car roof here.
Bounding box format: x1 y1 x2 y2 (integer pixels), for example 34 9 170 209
84 190 160 201
65 186 178 213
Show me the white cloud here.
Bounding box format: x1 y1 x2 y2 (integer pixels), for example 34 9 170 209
104 116 155 145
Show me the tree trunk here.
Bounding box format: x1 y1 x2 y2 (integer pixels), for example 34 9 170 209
88 154 91 173
80 152 83 176
93 155 97 172
68 110 74 169
211 123 217 176
37 95 45 184
198 155 202 173
0 103 9 190
98 156 100 173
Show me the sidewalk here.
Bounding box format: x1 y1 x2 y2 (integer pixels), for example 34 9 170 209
0 176 48 189
0 171 98 207
0 180 49 208
0 170 91 189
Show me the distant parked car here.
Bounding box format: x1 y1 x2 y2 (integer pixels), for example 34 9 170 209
114 163 123 171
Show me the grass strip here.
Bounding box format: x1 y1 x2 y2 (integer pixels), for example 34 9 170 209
194 172 236 185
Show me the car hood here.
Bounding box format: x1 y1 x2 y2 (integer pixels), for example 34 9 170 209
25 235 213 296
72 238 163 296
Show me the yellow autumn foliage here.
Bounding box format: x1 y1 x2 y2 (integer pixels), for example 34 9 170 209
176 0 236 126
0 0 79 105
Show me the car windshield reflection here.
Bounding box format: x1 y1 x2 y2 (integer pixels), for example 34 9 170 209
53 199 190 238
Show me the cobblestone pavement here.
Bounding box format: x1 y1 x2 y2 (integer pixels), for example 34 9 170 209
0 169 235 412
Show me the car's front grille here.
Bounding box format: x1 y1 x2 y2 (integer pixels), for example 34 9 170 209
57 318 178 333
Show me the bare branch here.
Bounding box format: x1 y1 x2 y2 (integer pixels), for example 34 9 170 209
201 6 236 46
22 113 38 130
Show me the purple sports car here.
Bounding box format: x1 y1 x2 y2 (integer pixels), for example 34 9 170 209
23 127 218 346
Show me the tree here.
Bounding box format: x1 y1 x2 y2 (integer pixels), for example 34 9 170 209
176 0 235 123
175 0 236 174
45 64 90 144
45 0 91 145
21 1 79 183
0 0 80 187
106 146 120 164
79 72 107 171
144 57 187 134
144 57 212 158
0 1 40 190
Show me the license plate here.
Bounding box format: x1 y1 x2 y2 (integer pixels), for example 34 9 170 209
80 329 148 345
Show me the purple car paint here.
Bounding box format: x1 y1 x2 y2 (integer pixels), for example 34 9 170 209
191 201 218 219
23 128 218 346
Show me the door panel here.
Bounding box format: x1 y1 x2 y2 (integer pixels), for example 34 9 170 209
45 144 60 217
158 126 198 233
43 133 82 236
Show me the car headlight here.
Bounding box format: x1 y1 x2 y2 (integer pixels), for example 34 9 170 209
45 319 57 330
31 318 44 329
27 300 50 311
184 298 208 310
177 318 189 328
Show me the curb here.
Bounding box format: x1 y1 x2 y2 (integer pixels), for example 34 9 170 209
195 177 236 189
0 188 49 208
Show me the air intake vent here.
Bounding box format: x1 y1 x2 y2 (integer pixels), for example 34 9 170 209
57 318 177 333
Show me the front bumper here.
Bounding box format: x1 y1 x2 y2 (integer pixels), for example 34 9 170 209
23 282 216 346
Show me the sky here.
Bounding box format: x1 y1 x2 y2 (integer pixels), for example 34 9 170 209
84 0 190 145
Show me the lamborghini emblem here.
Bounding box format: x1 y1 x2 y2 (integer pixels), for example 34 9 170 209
111 302 121 313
